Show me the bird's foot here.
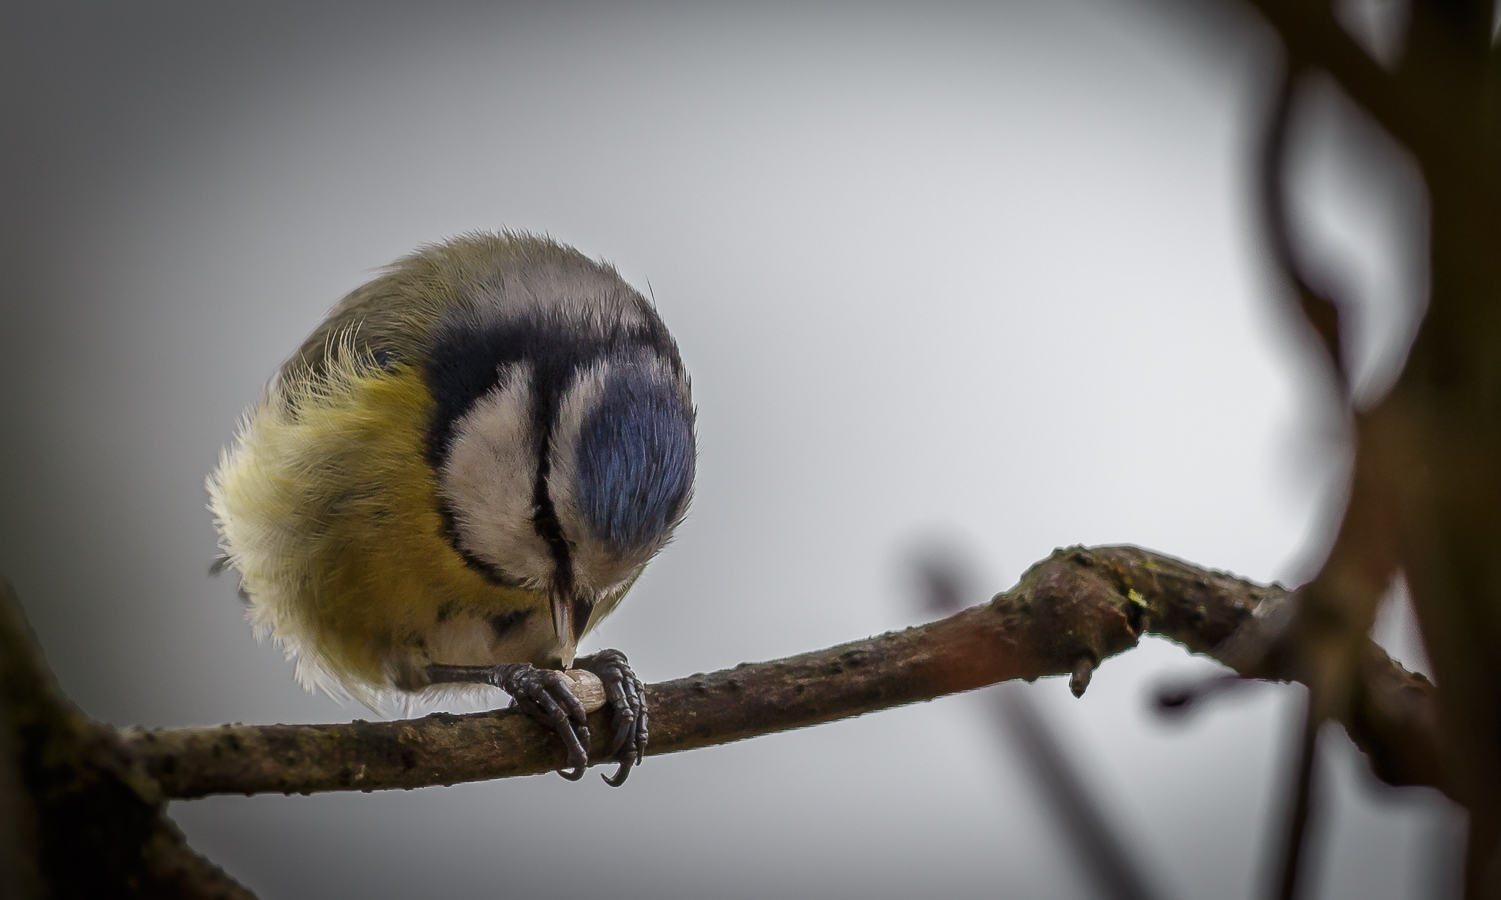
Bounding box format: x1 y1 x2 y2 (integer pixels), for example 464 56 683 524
427 662 591 780
494 664 594 780
575 649 649 787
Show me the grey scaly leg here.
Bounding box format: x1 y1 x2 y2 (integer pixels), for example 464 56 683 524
426 663 591 780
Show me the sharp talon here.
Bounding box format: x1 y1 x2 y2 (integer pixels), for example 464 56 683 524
576 649 649 784
602 758 634 787
497 664 598 775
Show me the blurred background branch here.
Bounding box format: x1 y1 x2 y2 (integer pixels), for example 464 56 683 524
1243 1 1501 896
914 552 1165 900
0 578 253 899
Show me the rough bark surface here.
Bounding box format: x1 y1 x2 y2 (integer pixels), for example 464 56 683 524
118 546 1443 801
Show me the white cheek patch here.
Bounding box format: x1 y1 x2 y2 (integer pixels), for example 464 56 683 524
439 364 554 587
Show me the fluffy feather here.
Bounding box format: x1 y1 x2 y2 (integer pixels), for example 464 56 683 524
208 341 554 708
208 231 695 713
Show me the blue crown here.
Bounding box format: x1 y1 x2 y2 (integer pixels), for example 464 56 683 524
575 367 695 554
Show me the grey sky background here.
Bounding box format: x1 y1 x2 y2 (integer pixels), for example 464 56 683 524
0 1 1461 898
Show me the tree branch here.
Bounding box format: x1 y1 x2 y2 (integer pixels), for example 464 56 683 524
1243 0 1498 204
121 546 1444 802
0 578 256 899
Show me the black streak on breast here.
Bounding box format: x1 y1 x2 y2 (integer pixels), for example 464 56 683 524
489 608 533 641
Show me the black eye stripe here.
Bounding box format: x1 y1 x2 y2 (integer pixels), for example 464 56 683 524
424 311 686 591
423 314 682 472
464 552 530 590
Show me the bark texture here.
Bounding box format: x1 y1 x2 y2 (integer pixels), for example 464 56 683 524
118 546 1442 801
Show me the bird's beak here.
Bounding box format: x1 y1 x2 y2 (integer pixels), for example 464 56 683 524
550 584 577 668
549 585 596 669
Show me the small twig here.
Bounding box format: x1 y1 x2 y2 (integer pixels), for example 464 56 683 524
1272 698 1321 900
1243 0 1501 256
1154 672 1253 714
914 551 1161 900
1258 59 1347 394
1258 59 1328 900
996 686 1160 900
117 546 1444 803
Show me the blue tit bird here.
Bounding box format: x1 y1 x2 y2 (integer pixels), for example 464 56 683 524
208 232 695 784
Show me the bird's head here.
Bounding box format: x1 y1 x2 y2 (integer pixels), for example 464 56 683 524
434 346 695 666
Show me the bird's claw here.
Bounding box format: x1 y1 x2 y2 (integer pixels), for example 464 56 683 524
491 653 646 785
495 664 592 778
578 649 649 786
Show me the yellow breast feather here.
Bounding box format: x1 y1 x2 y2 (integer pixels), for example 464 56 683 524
208 342 545 708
